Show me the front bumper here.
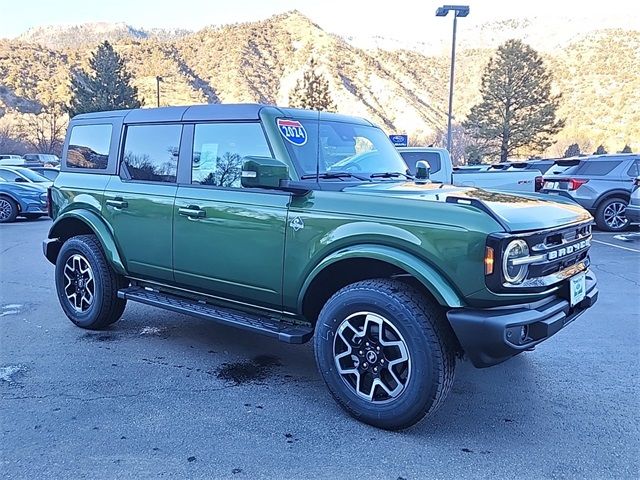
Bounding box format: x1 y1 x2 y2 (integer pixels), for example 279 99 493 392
447 271 598 368
625 203 640 224
43 238 62 264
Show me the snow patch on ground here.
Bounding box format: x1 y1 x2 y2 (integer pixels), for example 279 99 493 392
139 326 165 336
1 304 22 317
0 365 25 383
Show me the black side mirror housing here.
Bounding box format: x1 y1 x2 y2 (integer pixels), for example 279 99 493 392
241 156 289 189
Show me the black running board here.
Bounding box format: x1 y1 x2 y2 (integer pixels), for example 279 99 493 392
118 286 312 344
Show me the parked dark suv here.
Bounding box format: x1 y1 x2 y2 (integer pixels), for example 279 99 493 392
542 154 640 231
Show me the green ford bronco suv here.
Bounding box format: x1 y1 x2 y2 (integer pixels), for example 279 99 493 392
44 104 598 429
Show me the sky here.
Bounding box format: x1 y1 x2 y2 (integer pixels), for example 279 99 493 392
1 0 639 40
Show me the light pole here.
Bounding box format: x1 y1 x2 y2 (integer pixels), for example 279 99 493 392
436 5 469 153
156 76 163 107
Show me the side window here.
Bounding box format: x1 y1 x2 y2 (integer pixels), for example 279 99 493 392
626 160 639 178
67 124 112 169
192 123 271 188
0 169 19 181
122 124 182 183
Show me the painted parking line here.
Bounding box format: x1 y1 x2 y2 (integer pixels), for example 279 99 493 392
591 239 640 253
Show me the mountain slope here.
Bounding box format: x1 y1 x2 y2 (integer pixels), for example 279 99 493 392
1 11 638 155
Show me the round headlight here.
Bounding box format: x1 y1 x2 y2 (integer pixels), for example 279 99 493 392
503 239 529 284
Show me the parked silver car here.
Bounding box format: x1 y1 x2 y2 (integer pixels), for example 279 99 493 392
542 154 640 231
625 176 640 225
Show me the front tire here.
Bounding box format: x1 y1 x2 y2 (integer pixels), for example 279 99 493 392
55 235 127 329
595 197 629 231
0 197 18 223
314 279 457 430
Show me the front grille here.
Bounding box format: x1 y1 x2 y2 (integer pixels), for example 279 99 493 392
486 220 593 293
511 221 592 289
528 222 592 277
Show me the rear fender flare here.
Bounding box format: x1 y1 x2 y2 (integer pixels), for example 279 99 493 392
47 209 126 274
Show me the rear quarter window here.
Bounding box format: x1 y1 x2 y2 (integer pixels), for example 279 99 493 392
626 160 639 178
67 124 112 169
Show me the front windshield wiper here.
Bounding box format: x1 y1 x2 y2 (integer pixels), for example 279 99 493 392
300 172 372 182
370 171 414 180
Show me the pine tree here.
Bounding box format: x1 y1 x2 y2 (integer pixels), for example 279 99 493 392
563 143 581 157
594 145 607 155
68 41 141 117
465 144 484 165
463 40 564 162
288 58 336 112
620 144 633 153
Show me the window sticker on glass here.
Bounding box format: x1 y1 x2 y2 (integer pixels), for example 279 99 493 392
277 119 307 146
193 142 219 183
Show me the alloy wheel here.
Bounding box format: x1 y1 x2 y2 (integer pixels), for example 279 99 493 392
63 254 95 312
0 198 12 221
603 201 628 230
333 311 411 404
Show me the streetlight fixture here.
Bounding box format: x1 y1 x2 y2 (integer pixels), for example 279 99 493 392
436 5 469 153
156 76 163 108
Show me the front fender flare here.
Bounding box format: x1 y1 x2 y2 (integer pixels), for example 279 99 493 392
46 209 126 274
297 244 464 310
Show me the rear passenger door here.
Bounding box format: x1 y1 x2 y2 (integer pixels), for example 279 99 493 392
103 123 182 282
173 122 289 310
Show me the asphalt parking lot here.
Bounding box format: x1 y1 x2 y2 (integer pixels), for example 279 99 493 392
1 218 639 479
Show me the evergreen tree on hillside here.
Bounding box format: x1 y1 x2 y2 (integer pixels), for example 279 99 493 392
594 145 607 155
68 41 141 117
620 144 633 153
563 143 581 157
288 58 336 112
463 40 564 162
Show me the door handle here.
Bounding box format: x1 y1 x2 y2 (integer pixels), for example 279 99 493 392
106 198 128 209
178 206 206 218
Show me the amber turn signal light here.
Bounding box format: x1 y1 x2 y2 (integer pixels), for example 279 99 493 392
484 246 494 275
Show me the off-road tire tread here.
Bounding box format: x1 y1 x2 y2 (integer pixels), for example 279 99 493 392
316 278 457 430
56 234 127 329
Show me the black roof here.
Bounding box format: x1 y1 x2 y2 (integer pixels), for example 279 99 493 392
72 103 374 126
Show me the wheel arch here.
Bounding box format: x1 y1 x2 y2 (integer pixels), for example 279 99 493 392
45 210 126 274
0 192 22 211
298 245 464 324
593 189 631 210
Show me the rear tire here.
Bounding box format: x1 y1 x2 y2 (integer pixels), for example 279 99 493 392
314 279 457 430
595 197 629 231
0 197 18 223
55 234 127 329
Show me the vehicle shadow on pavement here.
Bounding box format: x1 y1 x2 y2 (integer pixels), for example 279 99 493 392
112 302 546 437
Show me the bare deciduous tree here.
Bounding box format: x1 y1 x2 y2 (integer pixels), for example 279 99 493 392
21 105 67 154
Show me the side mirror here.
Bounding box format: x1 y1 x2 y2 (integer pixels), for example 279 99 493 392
415 160 431 184
241 156 290 189
15 177 27 183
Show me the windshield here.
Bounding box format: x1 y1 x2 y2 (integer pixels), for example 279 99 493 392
282 119 408 179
